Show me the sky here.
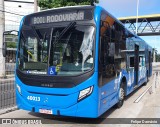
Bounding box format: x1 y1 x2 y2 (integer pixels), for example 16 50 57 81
99 0 160 17
98 0 160 53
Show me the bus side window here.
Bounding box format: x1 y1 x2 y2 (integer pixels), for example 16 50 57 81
100 21 116 80
139 56 142 67
130 57 135 67
139 56 145 67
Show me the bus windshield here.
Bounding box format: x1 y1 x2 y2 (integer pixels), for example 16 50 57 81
18 25 95 76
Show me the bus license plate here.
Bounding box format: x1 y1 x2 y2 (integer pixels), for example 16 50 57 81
39 109 53 114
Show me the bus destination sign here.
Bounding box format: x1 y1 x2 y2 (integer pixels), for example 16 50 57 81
24 8 93 25
33 12 84 24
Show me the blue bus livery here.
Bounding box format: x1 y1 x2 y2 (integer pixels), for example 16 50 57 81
14 6 152 118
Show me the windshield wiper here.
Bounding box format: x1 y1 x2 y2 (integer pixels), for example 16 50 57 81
47 22 76 67
53 22 76 45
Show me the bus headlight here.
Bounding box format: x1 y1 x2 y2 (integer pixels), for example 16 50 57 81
78 86 93 101
16 84 22 95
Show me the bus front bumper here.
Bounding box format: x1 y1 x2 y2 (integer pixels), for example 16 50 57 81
16 89 98 118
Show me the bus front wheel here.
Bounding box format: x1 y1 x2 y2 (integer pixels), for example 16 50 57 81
116 82 125 108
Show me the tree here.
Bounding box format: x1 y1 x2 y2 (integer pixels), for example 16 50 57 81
38 0 99 9
156 54 160 62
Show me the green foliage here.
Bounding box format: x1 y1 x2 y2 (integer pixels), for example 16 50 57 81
7 42 17 48
156 54 160 62
38 0 99 9
66 2 77 6
78 2 90 5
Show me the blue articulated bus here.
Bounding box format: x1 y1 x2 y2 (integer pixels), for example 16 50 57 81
14 5 152 118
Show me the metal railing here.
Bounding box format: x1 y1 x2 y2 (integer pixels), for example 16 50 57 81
5 49 16 76
0 48 16 114
0 78 16 111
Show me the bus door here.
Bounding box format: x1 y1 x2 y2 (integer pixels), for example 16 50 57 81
135 44 139 86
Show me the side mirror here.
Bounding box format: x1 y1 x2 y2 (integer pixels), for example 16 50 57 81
2 30 19 57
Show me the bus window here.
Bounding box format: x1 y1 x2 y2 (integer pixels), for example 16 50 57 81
27 37 38 62
101 36 116 78
100 14 127 86
139 56 145 67
18 25 95 76
100 20 116 84
130 57 134 67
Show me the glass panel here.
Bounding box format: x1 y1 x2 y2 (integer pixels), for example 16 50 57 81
18 25 95 76
18 27 50 75
130 57 135 67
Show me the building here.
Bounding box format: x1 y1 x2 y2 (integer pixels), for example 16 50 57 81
4 0 35 31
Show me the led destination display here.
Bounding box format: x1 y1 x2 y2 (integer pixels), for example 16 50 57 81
24 8 93 25
33 12 84 24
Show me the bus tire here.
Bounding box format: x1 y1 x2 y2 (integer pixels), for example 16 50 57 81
116 82 125 108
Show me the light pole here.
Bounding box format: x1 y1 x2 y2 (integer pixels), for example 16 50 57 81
0 0 5 77
34 0 38 12
136 0 139 35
